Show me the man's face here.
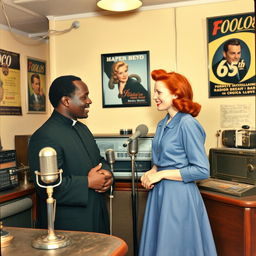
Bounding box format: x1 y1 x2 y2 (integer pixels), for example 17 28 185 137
67 80 92 119
223 45 241 64
32 77 41 95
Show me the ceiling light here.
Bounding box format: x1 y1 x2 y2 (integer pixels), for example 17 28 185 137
97 0 142 12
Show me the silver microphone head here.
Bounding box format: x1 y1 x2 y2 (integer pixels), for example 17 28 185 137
136 124 148 137
39 147 59 184
105 149 115 165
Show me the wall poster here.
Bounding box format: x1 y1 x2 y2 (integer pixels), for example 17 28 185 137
101 51 151 108
0 49 22 115
207 12 255 97
27 58 46 113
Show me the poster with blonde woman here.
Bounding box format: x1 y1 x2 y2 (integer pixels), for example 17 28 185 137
101 51 150 108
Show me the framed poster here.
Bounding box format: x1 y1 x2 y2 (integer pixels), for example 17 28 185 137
101 51 151 108
0 49 22 115
207 12 255 97
27 58 46 113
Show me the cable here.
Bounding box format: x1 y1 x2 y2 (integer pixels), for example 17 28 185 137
0 0 80 43
30 21 80 40
0 0 46 45
1 0 46 45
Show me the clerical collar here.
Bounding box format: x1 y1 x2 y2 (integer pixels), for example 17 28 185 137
72 119 77 126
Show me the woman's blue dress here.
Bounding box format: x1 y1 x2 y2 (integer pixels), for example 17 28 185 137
139 112 217 256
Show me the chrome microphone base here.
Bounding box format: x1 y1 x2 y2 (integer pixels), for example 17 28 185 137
32 233 71 250
1 230 14 248
1 222 14 248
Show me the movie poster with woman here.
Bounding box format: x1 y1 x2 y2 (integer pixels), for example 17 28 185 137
101 51 150 108
208 12 255 97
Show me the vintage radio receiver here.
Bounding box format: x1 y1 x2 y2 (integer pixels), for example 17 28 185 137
95 134 153 180
222 127 256 149
198 147 256 196
0 150 19 191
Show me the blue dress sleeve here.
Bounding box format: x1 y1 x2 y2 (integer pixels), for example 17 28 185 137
179 117 210 183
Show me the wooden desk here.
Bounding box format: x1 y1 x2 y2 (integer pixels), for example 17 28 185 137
1 227 128 256
4 183 255 255
0 183 37 224
200 190 256 256
0 183 35 203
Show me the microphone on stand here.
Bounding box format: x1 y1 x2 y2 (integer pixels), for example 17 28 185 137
123 124 148 147
39 147 59 184
105 149 115 235
124 124 148 256
32 147 70 250
105 149 115 173
129 139 139 156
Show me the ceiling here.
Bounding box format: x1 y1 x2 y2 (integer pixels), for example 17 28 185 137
0 0 233 36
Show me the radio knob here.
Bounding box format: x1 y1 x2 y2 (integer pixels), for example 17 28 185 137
247 164 256 172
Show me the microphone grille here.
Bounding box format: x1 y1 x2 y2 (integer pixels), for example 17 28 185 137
39 147 57 157
105 148 115 164
39 147 58 183
136 124 148 137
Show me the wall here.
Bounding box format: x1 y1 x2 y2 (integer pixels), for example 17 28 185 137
0 28 49 149
50 0 255 153
48 9 176 138
175 0 255 151
0 0 254 153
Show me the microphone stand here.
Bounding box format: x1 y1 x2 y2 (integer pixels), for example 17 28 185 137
105 149 115 236
128 139 139 256
109 163 114 235
32 170 70 250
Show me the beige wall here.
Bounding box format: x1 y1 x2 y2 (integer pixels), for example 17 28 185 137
1 0 255 154
0 29 49 149
175 0 255 152
50 0 254 153
49 9 176 139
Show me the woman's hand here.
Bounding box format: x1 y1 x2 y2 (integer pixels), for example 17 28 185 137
141 167 161 190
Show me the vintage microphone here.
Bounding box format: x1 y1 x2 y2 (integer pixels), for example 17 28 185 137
126 124 148 256
128 139 139 256
105 149 115 235
123 124 148 147
32 147 70 250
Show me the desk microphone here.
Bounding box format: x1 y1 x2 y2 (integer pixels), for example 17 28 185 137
33 147 70 250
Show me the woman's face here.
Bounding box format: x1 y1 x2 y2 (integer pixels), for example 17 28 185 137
153 81 176 112
116 65 128 83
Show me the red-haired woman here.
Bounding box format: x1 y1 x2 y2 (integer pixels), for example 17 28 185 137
139 69 217 256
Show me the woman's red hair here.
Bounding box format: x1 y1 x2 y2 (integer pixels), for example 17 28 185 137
151 69 201 117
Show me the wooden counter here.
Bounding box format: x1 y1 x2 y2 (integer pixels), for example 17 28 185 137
0 183 35 203
200 190 256 256
1 227 128 256
0 183 37 224
3 182 256 255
